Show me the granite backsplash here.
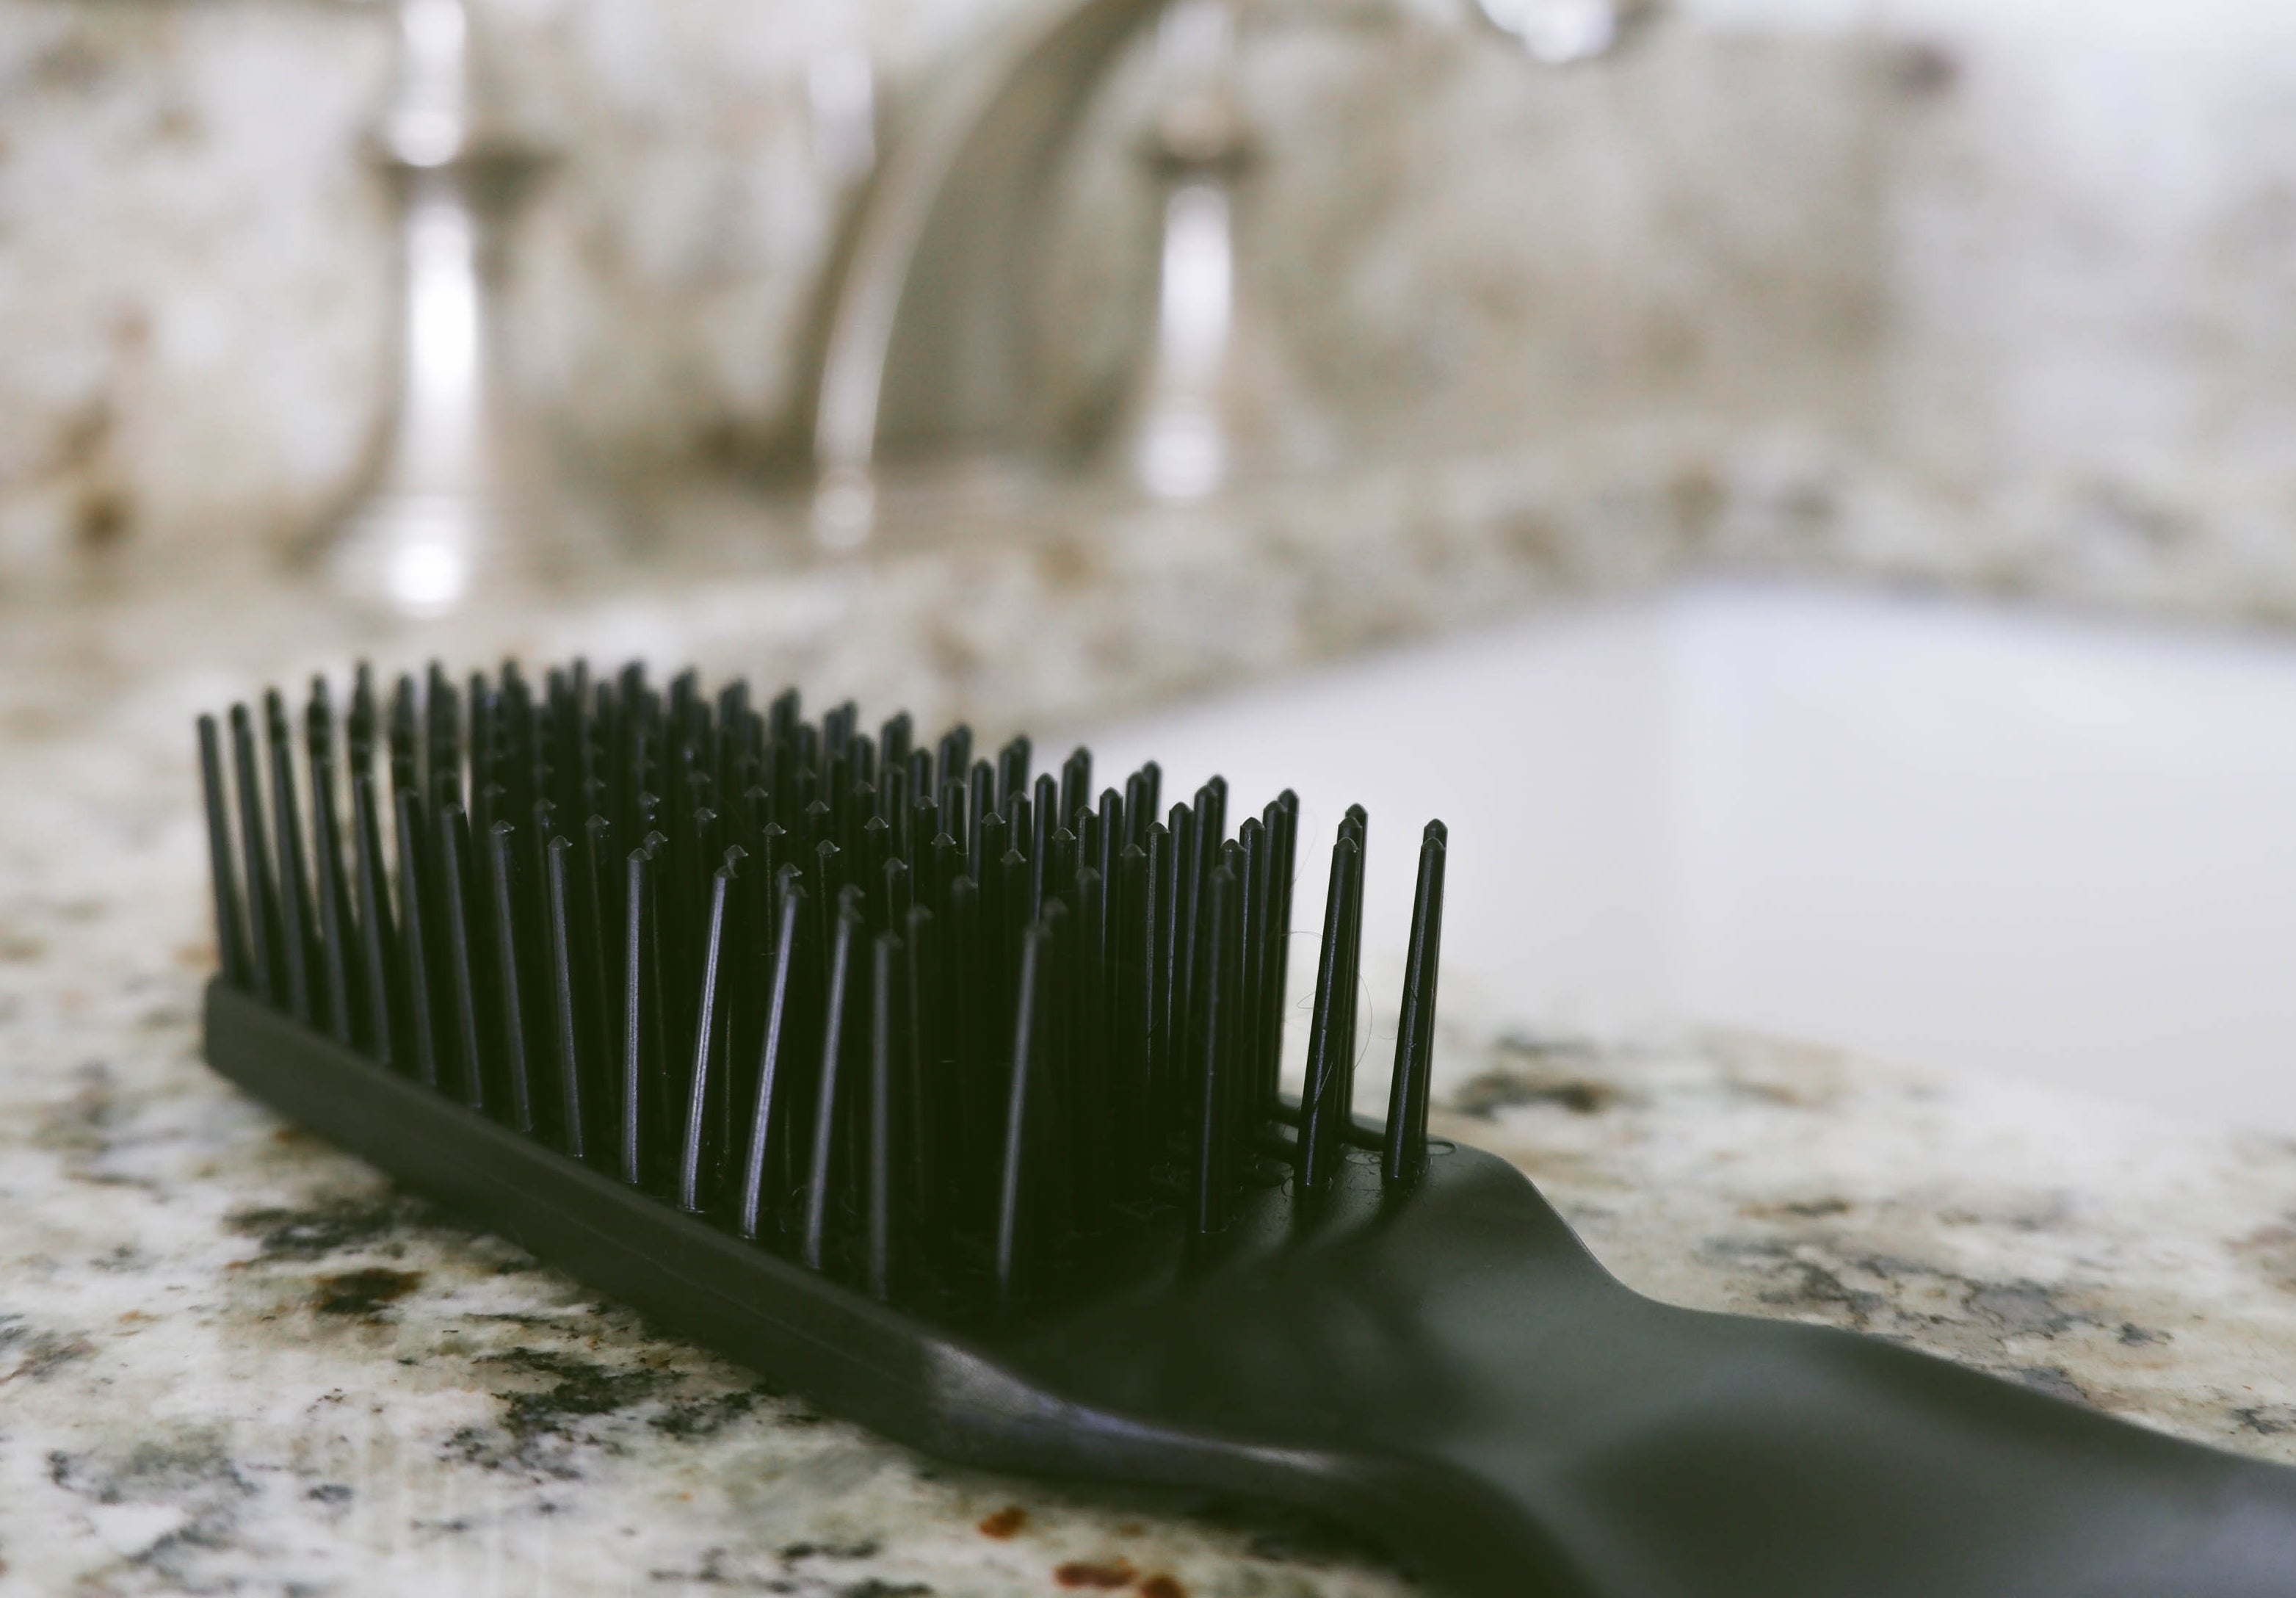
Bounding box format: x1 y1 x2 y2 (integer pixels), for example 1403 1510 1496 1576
4 0 2296 628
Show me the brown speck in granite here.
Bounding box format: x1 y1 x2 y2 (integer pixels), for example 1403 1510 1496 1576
1054 1558 1135 1587
1777 1198 1852 1218
73 486 132 552
1137 1576 1187 1598
1452 1068 1616 1118
310 1268 423 1319
978 1506 1028 1539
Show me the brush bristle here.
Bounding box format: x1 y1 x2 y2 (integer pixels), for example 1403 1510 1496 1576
195 660 1446 1317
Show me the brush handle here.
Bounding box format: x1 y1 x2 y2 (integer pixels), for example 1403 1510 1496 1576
1394 1298 2296 1597
1021 1149 2296 1598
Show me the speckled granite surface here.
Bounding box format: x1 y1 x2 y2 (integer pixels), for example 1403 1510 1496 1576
6 610 2296 1597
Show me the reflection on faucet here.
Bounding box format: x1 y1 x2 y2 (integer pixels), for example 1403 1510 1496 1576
308 0 562 616
381 176 485 611
1476 0 1655 65
1124 1 1244 502
1111 0 1330 503
1134 180 1236 500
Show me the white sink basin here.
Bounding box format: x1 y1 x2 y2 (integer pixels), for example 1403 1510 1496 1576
1085 581 2296 1133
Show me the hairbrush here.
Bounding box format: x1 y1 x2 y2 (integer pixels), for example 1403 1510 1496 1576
197 659 2296 1597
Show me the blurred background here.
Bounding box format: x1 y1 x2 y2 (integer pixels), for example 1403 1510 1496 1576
7 0 2296 1129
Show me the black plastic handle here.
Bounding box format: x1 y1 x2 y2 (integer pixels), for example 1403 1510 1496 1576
1007 1146 2296 1598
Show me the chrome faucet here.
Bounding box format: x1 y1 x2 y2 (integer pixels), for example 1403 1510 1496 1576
800 0 1650 544
805 0 1170 545
305 0 565 615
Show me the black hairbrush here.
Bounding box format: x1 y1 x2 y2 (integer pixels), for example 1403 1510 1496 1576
197 660 2296 1597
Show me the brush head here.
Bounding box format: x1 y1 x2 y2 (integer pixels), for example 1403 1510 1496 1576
195 657 1449 1326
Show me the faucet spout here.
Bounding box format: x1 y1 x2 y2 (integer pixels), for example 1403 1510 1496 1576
805 0 1169 498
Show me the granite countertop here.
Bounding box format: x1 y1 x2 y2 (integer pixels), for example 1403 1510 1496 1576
5 581 2296 1597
